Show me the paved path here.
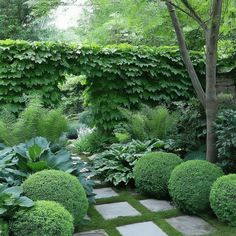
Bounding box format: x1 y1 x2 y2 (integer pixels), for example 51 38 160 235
75 186 215 236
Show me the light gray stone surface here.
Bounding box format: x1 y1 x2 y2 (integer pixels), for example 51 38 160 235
166 215 215 236
116 221 168 236
94 187 119 199
95 202 141 219
74 229 108 236
139 199 176 212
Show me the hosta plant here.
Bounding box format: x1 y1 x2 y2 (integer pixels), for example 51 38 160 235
94 139 166 186
0 137 95 203
0 184 34 219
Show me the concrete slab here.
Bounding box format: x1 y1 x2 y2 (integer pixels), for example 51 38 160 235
117 221 168 236
95 202 141 219
94 188 119 199
166 215 215 236
74 229 108 236
139 199 175 212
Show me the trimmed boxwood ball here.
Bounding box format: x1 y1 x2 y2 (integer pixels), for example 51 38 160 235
22 170 88 223
210 174 236 226
10 200 74 236
169 160 224 214
133 152 183 198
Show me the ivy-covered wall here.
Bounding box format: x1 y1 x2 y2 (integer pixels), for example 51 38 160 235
0 40 233 132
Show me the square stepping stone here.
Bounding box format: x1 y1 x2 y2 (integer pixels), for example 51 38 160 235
74 229 108 236
140 199 175 212
166 215 215 236
117 221 168 236
95 202 141 219
94 187 119 199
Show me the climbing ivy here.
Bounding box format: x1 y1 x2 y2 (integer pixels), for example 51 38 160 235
0 40 233 132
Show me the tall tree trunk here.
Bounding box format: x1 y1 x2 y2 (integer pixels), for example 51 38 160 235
205 0 223 162
166 0 223 162
165 0 206 107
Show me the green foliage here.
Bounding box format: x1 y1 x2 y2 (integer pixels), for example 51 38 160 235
0 137 95 203
0 184 34 219
168 160 224 214
0 98 68 146
9 200 74 236
210 174 236 226
94 139 167 186
121 105 178 140
133 152 182 198
173 99 206 151
215 109 236 173
0 219 8 236
22 170 89 224
0 40 207 133
59 75 86 115
74 130 113 154
0 40 234 134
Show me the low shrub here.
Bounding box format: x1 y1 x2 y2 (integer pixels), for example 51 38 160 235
210 174 236 226
169 160 224 214
22 170 89 224
10 200 74 236
134 152 182 198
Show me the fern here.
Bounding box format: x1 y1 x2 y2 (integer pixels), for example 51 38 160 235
0 98 68 146
38 109 68 142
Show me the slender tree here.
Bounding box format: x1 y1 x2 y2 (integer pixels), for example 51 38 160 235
165 0 223 162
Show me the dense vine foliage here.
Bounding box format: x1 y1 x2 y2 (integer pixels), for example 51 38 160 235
0 40 234 132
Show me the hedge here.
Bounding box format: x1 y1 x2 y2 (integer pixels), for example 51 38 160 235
0 40 234 132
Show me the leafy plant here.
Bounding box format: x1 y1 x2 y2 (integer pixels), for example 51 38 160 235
120 105 178 141
0 98 68 146
74 129 114 154
215 108 236 173
94 139 166 186
0 184 34 219
0 137 95 203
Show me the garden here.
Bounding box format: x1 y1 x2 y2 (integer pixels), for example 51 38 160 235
0 1 236 236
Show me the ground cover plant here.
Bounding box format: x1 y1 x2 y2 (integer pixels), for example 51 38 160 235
94 139 168 186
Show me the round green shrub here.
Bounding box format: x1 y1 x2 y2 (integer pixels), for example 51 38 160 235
210 174 236 226
22 170 88 223
133 152 183 198
10 200 74 236
169 160 224 214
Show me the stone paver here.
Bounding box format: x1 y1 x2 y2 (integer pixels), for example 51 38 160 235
166 215 215 236
140 199 176 212
117 221 168 236
95 202 141 219
94 187 119 199
74 229 108 236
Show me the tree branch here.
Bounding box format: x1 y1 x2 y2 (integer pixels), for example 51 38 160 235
180 0 208 31
165 0 206 107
